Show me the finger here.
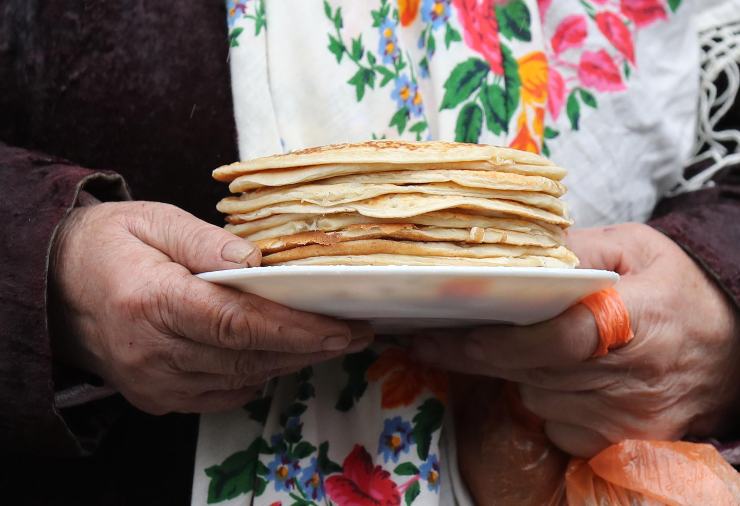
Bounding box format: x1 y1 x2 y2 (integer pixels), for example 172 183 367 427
127 202 261 272
544 421 611 458
412 303 600 370
518 384 616 436
156 271 374 352
567 224 659 275
165 336 373 375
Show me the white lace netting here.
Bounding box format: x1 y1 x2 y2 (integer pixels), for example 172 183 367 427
670 20 740 195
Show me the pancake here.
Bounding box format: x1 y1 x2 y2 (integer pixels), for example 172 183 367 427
261 239 578 265
267 254 575 268
254 223 562 253
214 140 565 182
225 211 566 242
217 182 566 216
227 162 567 192
224 193 574 227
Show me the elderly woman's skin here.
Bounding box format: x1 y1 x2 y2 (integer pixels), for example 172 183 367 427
50 201 373 414
413 224 740 462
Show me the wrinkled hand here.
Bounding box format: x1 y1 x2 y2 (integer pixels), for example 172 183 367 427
50 201 372 414
413 223 739 457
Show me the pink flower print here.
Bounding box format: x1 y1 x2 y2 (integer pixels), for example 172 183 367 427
551 15 588 55
547 66 566 119
452 0 504 74
620 0 667 28
596 11 635 64
538 0 552 17
578 49 625 92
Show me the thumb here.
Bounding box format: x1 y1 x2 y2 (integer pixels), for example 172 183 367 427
129 202 261 273
567 226 631 273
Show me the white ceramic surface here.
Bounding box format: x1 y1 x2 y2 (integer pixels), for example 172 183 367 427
197 266 619 333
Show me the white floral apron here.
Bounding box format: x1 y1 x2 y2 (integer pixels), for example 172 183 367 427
190 1 719 505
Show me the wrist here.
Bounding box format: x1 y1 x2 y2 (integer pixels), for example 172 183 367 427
48 205 100 375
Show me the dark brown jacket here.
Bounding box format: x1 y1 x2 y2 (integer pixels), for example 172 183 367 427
0 2 738 505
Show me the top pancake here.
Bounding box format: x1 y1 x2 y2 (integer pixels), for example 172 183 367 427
214 140 565 182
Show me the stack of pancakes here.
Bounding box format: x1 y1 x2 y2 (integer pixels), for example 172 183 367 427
213 141 578 268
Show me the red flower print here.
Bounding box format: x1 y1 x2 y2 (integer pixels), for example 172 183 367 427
620 0 667 28
578 49 625 92
596 11 635 64
547 66 566 119
551 15 587 55
452 0 504 74
325 445 401 506
399 0 420 26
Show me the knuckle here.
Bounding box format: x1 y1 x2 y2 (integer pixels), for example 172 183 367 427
209 300 249 348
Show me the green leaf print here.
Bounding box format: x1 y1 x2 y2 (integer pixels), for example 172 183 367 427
351 35 364 61
496 0 532 42
243 395 272 425
390 107 410 134
544 126 560 139
335 349 378 411
348 68 376 101
323 0 332 19
566 90 581 130
501 44 521 124
578 88 597 108
456 103 483 143
444 24 462 49
204 437 269 503
404 480 421 506
440 58 490 111
668 0 682 12
394 462 420 476
412 398 444 461
328 35 345 63
479 83 507 135
318 441 343 474
293 441 317 459
229 27 244 48
377 66 396 87
333 6 343 29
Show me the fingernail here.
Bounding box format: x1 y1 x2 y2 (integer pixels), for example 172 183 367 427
322 335 350 351
222 240 261 266
346 321 374 341
412 338 439 363
463 338 484 360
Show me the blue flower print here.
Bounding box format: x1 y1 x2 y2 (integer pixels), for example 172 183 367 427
421 0 451 29
378 19 400 64
299 457 325 501
419 454 441 492
267 452 300 493
378 416 413 463
391 76 424 117
227 0 249 26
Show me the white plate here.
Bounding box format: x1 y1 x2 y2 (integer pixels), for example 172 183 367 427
197 266 618 333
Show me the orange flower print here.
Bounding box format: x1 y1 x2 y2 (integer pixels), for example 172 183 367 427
367 348 448 409
518 51 549 106
399 0 421 26
510 111 539 153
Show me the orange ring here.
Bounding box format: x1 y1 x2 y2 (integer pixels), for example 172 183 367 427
580 288 634 358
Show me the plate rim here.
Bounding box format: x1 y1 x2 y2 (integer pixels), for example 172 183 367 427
197 265 619 283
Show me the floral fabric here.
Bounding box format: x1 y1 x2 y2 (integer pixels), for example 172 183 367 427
193 1 701 505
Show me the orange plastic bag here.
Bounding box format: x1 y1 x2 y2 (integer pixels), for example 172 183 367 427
566 440 740 506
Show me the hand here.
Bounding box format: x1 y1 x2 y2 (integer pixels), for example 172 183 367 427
50 201 373 414
412 223 739 457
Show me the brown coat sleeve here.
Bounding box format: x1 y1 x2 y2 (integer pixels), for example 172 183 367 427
0 143 130 455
